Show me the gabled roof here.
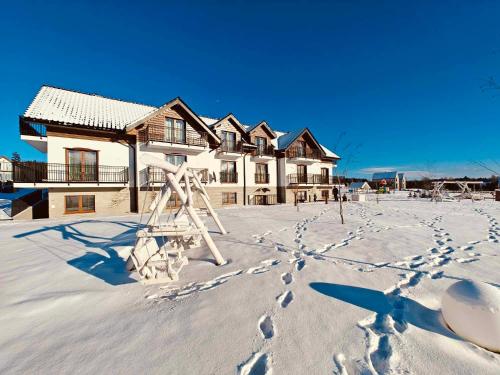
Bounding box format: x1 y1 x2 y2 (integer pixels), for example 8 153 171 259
320 145 340 159
23 86 156 130
277 128 304 149
372 171 398 180
125 97 220 143
350 181 370 189
246 121 277 138
209 113 248 135
276 128 325 156
397 172 405 180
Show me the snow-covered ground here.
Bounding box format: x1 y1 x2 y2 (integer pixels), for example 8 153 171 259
1 195 499 374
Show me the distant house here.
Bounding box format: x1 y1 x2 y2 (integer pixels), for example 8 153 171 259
397 173 407 190
372 171 406 190
0 156 12 182
349 181 371 192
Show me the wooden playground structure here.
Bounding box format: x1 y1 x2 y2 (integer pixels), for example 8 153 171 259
126 154 227 283
431 180 485 202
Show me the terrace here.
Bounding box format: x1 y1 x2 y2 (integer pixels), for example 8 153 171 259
13 162 129 187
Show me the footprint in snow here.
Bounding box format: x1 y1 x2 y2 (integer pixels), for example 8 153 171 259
239 352 272 375
295 259 306 271
258 315 275 339
277 290 294 308
281 272 293 285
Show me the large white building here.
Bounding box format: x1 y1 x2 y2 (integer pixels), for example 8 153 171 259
15 86 340 218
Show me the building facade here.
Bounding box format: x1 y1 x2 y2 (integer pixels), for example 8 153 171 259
14 86 340 218
372 171 406 190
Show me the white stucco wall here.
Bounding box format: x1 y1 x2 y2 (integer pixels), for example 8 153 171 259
47 136 130 166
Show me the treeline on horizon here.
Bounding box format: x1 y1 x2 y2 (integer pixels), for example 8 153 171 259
341 176 499 191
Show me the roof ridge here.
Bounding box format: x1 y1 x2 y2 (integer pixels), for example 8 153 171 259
40 84 157 109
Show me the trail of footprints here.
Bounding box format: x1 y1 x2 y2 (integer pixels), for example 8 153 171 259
355 209 498 374
239 209 335 374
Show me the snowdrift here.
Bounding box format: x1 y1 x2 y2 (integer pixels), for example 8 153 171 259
442 280 500 352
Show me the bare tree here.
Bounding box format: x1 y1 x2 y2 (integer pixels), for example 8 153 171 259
334 141 362 224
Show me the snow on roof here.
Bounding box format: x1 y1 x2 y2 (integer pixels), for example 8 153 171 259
199 116 219 126
23 86 341 159
320 145 340 159
24 86 157 130
350 181 370 189
372 171 398 180
277 128 304 149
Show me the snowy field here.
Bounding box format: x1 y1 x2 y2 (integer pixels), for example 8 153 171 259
1 195 499 374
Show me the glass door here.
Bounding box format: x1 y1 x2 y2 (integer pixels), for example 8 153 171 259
67 149 97 181
297 164 307 183
255 136 267 154
221 131 237 152
321 168 329 184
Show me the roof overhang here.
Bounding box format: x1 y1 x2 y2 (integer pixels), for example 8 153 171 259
210 113 248 137
125 97 220 143
279 128 326 156
248 121 277 139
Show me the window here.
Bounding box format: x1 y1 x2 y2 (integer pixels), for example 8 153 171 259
221 161 237 183
165 118 186 144
65 195 95 214
255 136 267 150
222 192 237 205
66 149 98 182
321 168 329 183
297 165 307 183
297 141 306 157
221 131 237 151
255 163 268 183
167 192 181 208
165 154 187 166
296 191 307 202
321 190 329 200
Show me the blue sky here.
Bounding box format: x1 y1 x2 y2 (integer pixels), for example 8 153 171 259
0 1 499 178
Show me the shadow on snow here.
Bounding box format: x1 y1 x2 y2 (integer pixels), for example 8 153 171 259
14 220 141 286
310 282 458 339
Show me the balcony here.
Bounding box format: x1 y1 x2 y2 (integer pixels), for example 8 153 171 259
220 171 238 183
252 145 274 161
20 122 47 153
286 147 322 163
217 141 243 159
255 173 270 184
13 162 129 187
288 173 333 185
139 125 209 155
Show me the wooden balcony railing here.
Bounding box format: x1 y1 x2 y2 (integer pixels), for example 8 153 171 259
138 125 209 147
255 173 270 184
218 141 243 153
286 147 322 160
13 162 129 183
20 122 47 137
287 173 333 185
253 145 274 157
220 171 238 183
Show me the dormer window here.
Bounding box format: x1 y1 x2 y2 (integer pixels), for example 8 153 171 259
165 117 186 144
297 141 306 157
255 136 267 151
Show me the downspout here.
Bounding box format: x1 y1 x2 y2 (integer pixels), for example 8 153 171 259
125 135 138 213
243 152 247 205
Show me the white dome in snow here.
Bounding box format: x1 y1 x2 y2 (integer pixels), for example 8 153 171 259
442 280 500 352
